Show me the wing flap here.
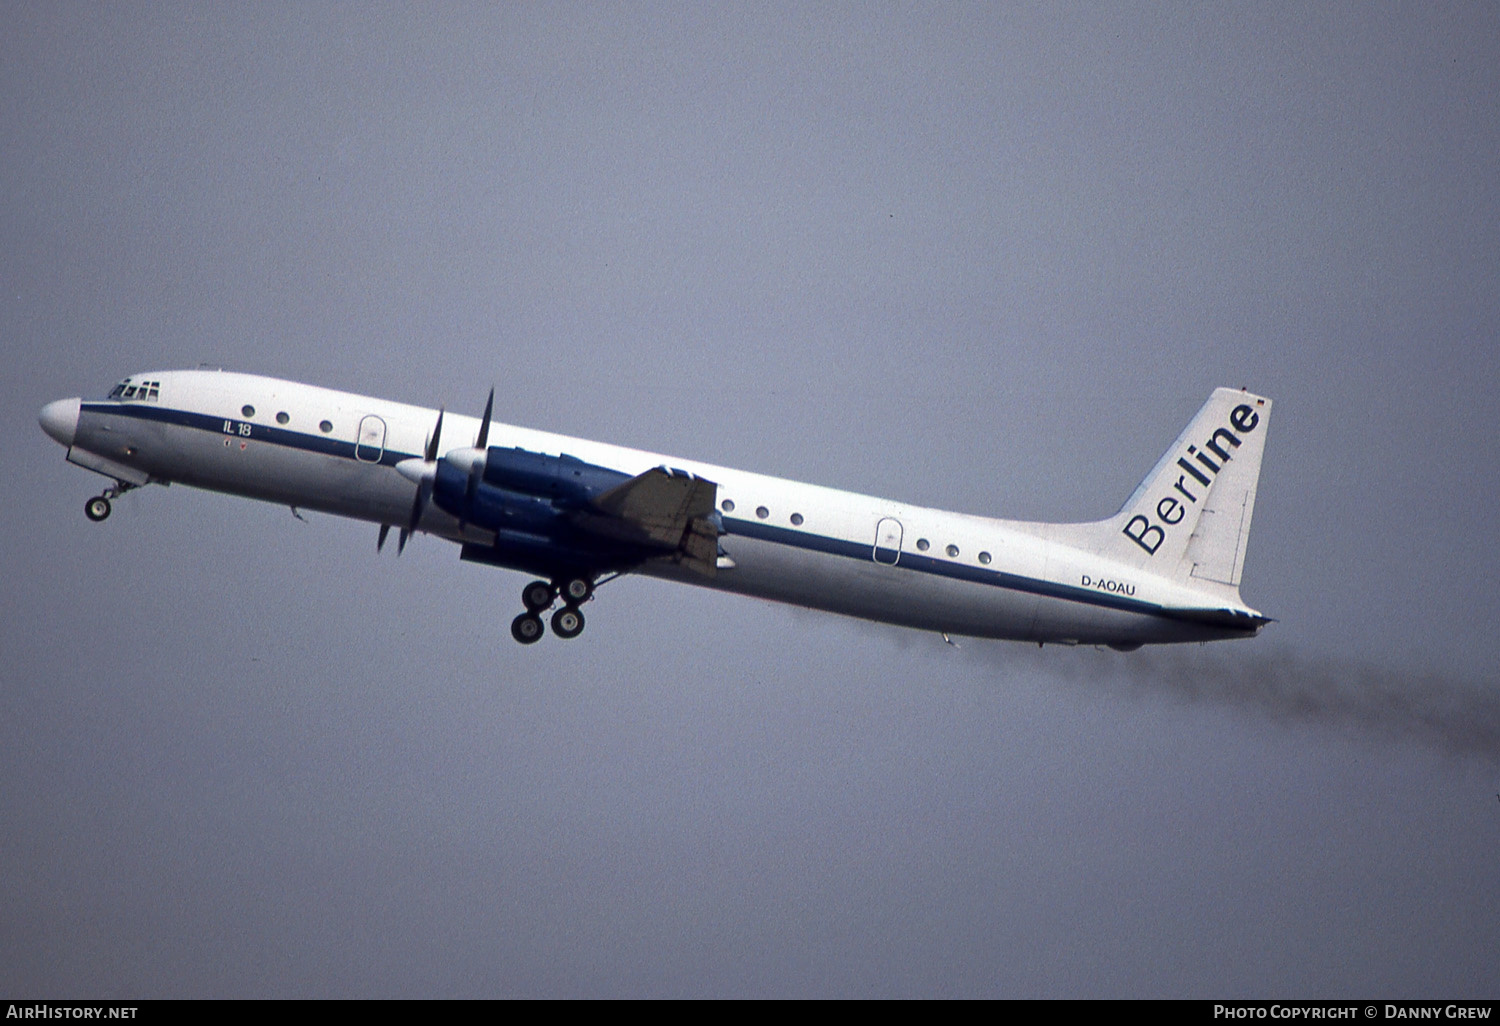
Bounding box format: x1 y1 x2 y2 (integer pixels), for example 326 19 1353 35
572 467 721 576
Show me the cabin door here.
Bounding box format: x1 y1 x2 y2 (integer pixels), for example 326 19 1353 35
872 517 903 565
355 415 386 462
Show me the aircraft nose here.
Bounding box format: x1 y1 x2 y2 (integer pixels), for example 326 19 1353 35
39 397 80 448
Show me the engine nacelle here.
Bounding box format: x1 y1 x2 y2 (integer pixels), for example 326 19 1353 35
431 447 639 534
431 459 565 535
480 447 630 509
430 446 696 578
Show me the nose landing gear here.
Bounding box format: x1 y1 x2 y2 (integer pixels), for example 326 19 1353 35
510 576 597 644
83 481 137 522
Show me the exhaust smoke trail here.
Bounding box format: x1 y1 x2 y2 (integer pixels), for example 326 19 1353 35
974 642 1500 763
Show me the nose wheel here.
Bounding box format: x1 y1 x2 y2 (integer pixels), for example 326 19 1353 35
510 577 595 643
83 481 136 523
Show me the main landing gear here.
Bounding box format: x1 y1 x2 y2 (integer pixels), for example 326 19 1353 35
83 482 137 522
510 576 595 645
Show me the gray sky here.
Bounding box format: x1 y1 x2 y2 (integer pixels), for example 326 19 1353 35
4 2 1497 997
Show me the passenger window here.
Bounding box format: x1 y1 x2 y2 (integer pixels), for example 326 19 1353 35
276 412 289 425
979 551 992 565
756 506 769 519
319 420 333 433
790 513 803 526
242 405 255 418
916 538 930 552
946 544 959 557
721 499 735 513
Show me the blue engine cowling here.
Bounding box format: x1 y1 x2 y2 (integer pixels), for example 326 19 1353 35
431 448 648 578
430 447 632 530
481 447 631 509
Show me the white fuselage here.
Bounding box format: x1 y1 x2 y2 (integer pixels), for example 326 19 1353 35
42 370 1266 647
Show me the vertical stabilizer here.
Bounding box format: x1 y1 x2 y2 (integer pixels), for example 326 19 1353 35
1058 388 1272 595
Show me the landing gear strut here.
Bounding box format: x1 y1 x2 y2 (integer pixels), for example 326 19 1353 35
510 577 595 644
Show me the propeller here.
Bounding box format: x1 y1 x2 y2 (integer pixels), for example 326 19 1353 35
381 406 444 553
460 387 494 530
476 387 493 449
384 387 492 545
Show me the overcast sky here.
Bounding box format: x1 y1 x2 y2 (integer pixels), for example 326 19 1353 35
4 2 1497 997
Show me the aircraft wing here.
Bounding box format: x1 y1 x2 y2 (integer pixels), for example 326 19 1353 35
571 467 720 576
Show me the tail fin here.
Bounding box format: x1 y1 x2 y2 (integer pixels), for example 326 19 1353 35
1059 388 1272 596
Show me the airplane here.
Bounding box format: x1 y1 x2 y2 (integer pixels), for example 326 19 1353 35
38 371 1273 648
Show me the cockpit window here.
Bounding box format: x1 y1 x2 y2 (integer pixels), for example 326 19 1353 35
109 378 160 402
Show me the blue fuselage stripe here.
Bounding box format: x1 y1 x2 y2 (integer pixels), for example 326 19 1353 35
721 515 1174 621
82 401 417 466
